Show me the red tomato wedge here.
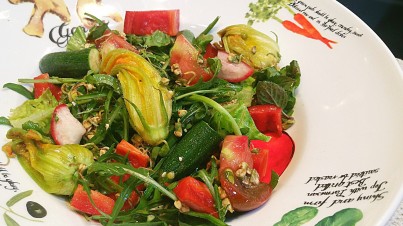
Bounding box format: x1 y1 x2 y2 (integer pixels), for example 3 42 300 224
250 132 295 177
34 73 62 101
219 135 253 173
124 10 180 36
173 176 218 217
107 191 140 211
70 184 115 215
170 34 214 86
115 139 150 168
218 135 272 212
219 169 272 212
248 104 283 137
110 173 131 184
203 43 218 59
95 30 137 55
250 147 271 183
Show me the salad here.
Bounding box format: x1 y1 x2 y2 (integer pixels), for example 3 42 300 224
1 10 300 226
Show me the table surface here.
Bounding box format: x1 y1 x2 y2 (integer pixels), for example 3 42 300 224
338 0 403 59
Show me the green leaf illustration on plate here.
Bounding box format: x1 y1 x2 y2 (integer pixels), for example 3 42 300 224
6 190 33 207
3 213 20 226
315 208 363 226
274 206 319 226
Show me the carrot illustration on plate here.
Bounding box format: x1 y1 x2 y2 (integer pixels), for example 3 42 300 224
282 13 337 48
246 0 337 49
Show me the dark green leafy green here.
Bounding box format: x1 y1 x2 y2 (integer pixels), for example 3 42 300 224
270 170 280 189
2 83 34 100
86 74 122 94
88 162 176 200
0 116 11 126
254 60 301 128
21 121 49 136
197 158 226 221
85 13 110 41
180 16 219 53
127 31 173 48
180 211 228 226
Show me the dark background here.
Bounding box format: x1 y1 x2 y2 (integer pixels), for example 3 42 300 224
338 0 403 59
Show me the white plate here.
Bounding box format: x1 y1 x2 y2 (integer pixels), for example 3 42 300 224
1 0 402 225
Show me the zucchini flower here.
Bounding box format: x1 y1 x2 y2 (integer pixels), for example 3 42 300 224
218 24 281 69
101 49 172 145
4 128 94 195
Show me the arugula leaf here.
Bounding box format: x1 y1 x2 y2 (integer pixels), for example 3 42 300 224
179 16 219 53
87 162 177 201
200 16 220 36
207 58 222 76
197 157 227 221
3 83 34 100
194 16 220 52
180 212 228 226
180 30 196 43
22 121 49 135
193 33 214 52
85 13 110 41
85 74 122 94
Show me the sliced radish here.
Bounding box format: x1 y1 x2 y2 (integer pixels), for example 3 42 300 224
217 51 254 83
50 104 86 145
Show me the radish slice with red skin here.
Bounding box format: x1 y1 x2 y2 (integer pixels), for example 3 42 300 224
50 104 86 145
217 51 254 83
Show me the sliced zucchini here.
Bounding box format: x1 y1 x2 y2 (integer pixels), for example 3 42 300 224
159 120 223 180
39 48 100 78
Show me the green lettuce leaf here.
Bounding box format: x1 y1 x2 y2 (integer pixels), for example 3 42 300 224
212 101 269 141
8 89 58 133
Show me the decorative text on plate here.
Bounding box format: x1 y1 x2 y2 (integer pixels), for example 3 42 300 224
304 168 388 208
49 23 88 48
290 0 364 38
0 162 20 192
